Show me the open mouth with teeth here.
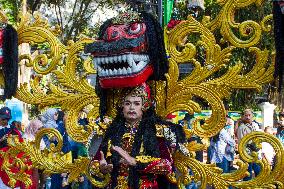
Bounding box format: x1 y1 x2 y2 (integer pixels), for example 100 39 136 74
94 53 153 88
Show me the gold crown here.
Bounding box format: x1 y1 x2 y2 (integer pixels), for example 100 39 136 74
120 84 151 110
112 10 141 24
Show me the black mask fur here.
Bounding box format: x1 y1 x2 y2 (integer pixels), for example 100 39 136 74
2 24 18 100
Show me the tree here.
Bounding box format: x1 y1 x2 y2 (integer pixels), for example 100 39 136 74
33 0 126 42
1 0 125 42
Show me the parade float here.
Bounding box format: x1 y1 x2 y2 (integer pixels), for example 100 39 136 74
0 0 283 188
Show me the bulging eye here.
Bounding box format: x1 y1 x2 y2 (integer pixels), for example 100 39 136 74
129 23 142 34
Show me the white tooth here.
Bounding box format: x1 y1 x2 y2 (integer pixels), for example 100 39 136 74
118 55 122 62
113 69 117 75
131 65 136 72
140 61 146 67
113 56 118 62
97 67 102 75
127 54 133 63
129 60 133 67
105 57 109 64
95 58 100 65
109 70 113 75
127 67 132 74
146 55 150 62
109 57 114 63
105 69 109 76
122 55 127 62
137 61 144 70
101 69 105 76
93 58 97 65
118 68 122 75
122 68 127 75
100 57 105 64
135 55 140 61
131 54 135 60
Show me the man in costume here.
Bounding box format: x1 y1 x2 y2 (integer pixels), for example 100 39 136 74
96 83 186 188
85 9 187 188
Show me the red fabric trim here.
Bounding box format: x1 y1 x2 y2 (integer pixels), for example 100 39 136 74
140 177 158 189
0 29 3 47
141 159 172 175
167 19 182 29
0 56 3 64
0 131 33 188
99 65 153 88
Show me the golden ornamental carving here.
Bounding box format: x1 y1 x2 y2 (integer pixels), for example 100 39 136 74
172 131 284 188
0 136 32 188
0 1 279 188
160 16 274 138
0 10 8 23
16 12 100 143
202 0 267 47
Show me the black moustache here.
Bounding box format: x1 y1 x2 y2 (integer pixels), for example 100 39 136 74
84 35 145 54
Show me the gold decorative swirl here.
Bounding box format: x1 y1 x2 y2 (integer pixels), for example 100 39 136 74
172 132 284 188
9 130 110 187
86 160 111 188
160 18 273 137
0 9 8 23
261 14 273 32
17 12 67 74
234 132 284 188
202 0 265 47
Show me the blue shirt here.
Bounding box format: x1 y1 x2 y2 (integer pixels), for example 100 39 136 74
210 128 235 163
276 130 284 146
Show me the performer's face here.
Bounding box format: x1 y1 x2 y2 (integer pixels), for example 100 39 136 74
122 95 143 123
0 118 8 126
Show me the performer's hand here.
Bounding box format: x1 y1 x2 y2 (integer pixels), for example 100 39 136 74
112 146 137 166
61 173 68 177
0 134 8 142
99 151 113 174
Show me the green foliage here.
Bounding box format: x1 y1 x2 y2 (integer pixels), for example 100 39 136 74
26 0 125 42
0 0 20 23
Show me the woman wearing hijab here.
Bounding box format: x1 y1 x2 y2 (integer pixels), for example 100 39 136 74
47 109 72 189
23 119 45 189
42 108 59 129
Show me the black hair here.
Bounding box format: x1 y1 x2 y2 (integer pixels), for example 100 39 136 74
140 11 169 81
184 113 194 121
2 24 18 100
273 1 284 91
100 106 185 188
56 110 65 124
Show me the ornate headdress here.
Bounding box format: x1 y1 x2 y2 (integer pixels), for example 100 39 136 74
112 10 142 24
121 82 152 111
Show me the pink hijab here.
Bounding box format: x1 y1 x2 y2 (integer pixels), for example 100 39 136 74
25 119 43 137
